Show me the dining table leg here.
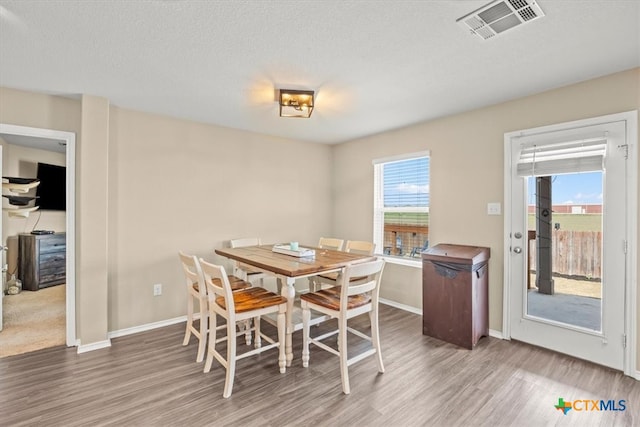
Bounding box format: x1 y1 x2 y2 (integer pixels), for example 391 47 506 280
278 276 296 367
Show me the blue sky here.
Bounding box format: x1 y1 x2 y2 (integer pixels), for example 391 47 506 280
528 172 603 205
383 157 430 207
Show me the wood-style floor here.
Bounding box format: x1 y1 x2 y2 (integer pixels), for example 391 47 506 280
0 305 637 426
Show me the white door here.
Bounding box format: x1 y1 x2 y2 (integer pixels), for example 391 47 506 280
505 116 631 370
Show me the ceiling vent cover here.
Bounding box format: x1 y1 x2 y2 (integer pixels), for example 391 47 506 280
457 0 545 40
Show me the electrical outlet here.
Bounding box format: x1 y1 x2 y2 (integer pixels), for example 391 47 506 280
153 283 162 296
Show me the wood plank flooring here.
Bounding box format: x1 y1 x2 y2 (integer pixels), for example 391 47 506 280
0 304 638 426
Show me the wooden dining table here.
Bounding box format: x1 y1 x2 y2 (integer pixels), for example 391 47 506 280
215 244 376 366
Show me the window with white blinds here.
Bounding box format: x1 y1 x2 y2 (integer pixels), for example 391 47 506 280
517 136 607 177
373 152 430 258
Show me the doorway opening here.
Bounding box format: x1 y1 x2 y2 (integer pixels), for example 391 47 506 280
503 111 637 376
0 123 76 356
526 172 603 332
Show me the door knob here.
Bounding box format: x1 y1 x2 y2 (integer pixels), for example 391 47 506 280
514 232 522 239
513 247 522 254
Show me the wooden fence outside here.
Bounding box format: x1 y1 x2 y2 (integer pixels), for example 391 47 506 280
383 224 429 256
529 230 602 280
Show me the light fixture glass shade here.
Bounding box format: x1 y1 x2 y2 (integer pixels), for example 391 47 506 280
279 89 314 118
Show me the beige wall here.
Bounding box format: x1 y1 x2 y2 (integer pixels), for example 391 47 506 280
78 95 110 344
106 107 333 330
332 67 639 335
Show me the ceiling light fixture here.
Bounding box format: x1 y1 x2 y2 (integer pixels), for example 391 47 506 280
279 89 314 118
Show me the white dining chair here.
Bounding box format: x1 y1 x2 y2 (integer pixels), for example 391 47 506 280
230 237 267 287
301 258 386 394
200 258 287 398
308 237 346 292
179 251 251 362
318 237 344 251
311 240 375 291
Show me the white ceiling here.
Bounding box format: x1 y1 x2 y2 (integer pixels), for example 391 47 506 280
0 0 638 145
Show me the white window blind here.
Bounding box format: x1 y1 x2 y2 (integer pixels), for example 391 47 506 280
517 136 607 177
373 152 430 258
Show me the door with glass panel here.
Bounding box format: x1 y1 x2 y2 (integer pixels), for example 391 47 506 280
506 118 628 370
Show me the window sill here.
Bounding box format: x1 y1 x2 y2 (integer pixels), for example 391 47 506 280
378 255 422 268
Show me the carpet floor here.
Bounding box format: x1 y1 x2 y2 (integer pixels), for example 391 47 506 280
0 284 66 358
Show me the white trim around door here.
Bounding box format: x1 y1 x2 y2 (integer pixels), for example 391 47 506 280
502 111 637 378
0 123 77 347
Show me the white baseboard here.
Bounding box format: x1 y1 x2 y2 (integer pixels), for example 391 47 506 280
378 298 506 341
75 316 193 353
86 304 506 352
77 339 111 354
379 298 422 315
489 329 504 339
108 315 190 339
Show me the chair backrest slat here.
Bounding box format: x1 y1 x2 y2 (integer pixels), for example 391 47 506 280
179 251 205 297
344 240 375 256
318 237 344 251
200 258 236 316
230 237 261 248
338 259 385 307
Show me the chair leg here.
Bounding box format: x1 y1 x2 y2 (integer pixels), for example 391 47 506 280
277 308 286 374
370 308 385 373
338 316 350 394
244 320 252 346
254 316 262 348
223 321 237 398
196 300 207 363
301 303 310 368
183 295 194 346
203 309 218 373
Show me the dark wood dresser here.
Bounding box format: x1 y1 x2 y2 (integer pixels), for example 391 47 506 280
19 232 66 291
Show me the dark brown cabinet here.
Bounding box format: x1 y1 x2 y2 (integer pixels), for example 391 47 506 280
19 233 66 291
422 243 490 349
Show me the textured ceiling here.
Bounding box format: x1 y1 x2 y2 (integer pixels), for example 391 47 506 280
0 0 639 144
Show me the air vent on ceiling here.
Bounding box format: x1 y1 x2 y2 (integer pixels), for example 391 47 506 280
457 0 545 40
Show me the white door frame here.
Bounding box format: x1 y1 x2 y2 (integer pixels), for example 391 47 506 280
0 123 76 347
502 111 638 378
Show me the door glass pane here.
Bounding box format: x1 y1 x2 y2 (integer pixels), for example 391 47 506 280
525 172 603 332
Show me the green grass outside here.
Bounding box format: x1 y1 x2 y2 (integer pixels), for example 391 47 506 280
384 212 600 232
384 212 429 224
528 213 602 232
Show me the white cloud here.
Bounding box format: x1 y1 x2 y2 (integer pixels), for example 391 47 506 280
396 183 429 193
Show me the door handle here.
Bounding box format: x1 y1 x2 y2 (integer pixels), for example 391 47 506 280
513 247 522 254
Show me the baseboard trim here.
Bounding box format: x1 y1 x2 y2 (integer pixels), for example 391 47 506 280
489 329 504 339
99 306 507 348
108 315 190 339
77 339 111 354
378 299 506 340
379 298 422 315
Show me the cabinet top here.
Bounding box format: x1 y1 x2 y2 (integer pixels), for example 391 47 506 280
422 243 490 265
19 232 66 237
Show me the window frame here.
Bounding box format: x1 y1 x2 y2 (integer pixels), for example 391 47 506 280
372 151 430 267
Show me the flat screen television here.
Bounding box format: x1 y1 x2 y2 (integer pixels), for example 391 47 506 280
35 162 66 211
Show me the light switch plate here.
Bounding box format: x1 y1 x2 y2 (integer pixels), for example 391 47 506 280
487 202 501 215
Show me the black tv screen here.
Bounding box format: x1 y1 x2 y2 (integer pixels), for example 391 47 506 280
35 162 66 211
